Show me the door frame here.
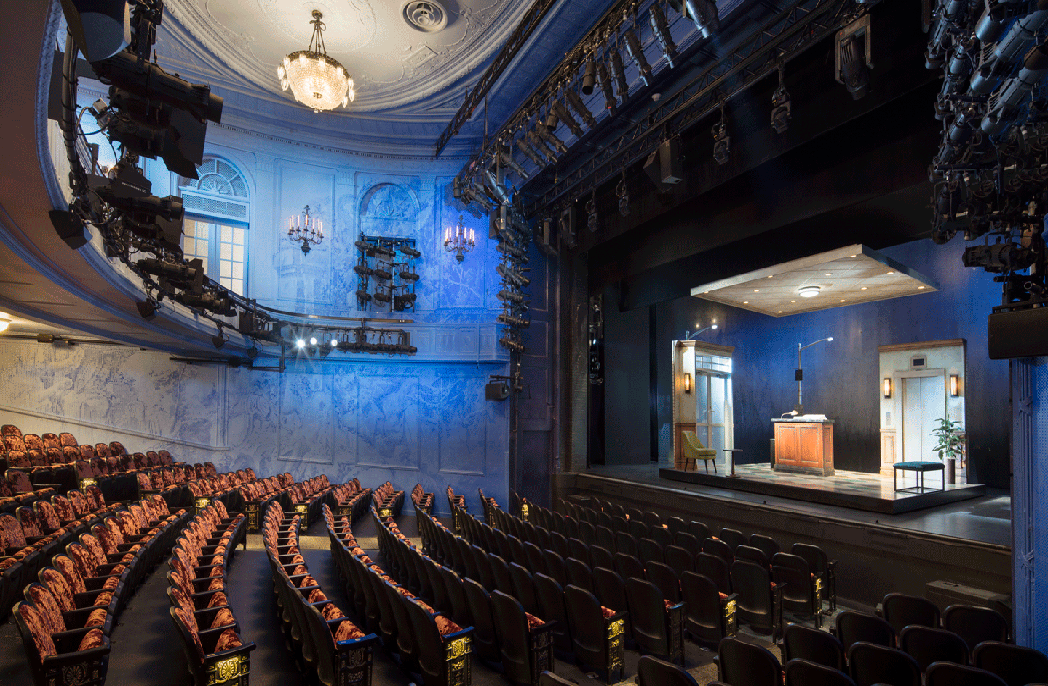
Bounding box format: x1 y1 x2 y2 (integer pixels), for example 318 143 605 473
895 368 947 463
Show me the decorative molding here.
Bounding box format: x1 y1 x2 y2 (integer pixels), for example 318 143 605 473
277 454 334 464
675 340 737 357
878 339 966 352
0 403 231 451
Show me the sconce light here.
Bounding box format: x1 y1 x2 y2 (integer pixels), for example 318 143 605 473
684 372 692 394
949 374 960 397
883 377 892 398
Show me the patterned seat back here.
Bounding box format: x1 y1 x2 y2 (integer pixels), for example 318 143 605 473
23 435 44 452
44 448 64 466
41 434 61 451
7 469 33 494
75 461 94 480
25 583 67 634
90 457 105 476
68 490 90 517
27 450 47 467
16 601 58 660
63 446 81 464
105 456 120 474
53 555 87 594
78 444 96 460
6 452 30 469
16 506 43 538
3 434 25 453
58 433 78 448
119 454 134 472
158 450 173 466
109 441 127 456
34 500 61 533
132 453 148 470
85 485 105 510
40 568 76 612
94 443 110 458
146 451 160 467
1 513 28 549
52 495 76 524
1 424 22 440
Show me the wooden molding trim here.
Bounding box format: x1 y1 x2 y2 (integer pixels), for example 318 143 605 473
675 340 736 356
878 339 966 353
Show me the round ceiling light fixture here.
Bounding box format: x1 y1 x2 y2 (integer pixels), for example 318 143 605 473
278 10 355 113
404 1 448 32
798 285 822 298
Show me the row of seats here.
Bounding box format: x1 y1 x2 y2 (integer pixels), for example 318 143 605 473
283 474 334 526
263 501 376 686
487 500 789 646
2 485 122 616
380 503 557 685
325 501 473 686
444 504 683 682
13 493 187 686
330 479 371 521
167 501 253 686
372 482 404 519
411 484 434 515
446 487 467 532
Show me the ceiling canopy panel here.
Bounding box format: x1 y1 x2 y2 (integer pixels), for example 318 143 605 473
691 245 939 317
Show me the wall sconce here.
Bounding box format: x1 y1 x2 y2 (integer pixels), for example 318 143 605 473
883 377 892 398
684 372 692 394
949 374 960 397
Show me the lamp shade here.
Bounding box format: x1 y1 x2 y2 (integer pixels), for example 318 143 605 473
883 377 892 398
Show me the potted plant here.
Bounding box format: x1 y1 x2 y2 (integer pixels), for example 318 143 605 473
932 417 965 485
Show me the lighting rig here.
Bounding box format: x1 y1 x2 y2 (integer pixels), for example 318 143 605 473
925 0 1048 356
52 0 416 363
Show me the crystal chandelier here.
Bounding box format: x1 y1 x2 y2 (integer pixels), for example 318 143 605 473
277 10 355 113
444 215 475 262
288 205 324 254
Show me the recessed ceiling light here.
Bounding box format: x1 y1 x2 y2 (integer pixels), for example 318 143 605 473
861 286 868 291
790 300 796 303
767 275 774 279
840 299 847 302
777 310 783 314
825 273 832 276
754 289 760 292
798 286 821 298
743 301 749 304
918 285 926 290
887 271 895 275
850 254 857 258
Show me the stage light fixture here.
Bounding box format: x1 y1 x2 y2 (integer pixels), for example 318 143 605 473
527 130 558 163
610 49 630 99
596 60 617 113
771 65 791 134
835 19 872 100
586 191 598 233
581 55 597 95
516 138 545 167
544 105 559 132
536 120 569 154
650 2 678 68
624 29 652 86
59 0 131 63
295 338 306 349
136 299 158 320
211 328 226 349
883 377 892 398
565 89 597 128
950 374 960 396
798 285 821 298
552 100 584 137
683 0 718 37
712 122 730 165
499 148 529 180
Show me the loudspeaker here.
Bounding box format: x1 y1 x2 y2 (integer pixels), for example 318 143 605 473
536 217 557 256
485 381 510 401
49 210 90 249
659 138 683 185
988 307 1048 359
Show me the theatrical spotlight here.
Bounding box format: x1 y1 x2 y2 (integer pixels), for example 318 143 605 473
610 49 630 99
565 89 596 128
713 108 730 165
582 55 597 96
683 0 719 38
771 67 791 134
100 191 184 251
499 333 525 353
211 327 226 349
137 257 205 295
596 60 617 113
177 289 236 316
94 50 223 126
497 312 530 328
650 2 678 68
836 20 872 100
527 130 558 163
552 100 584 137
517 137 545 167
497 264 531 288
394 293 417 311
536 121 569 154
586 192 599 233
136 298 158 320
624 29 652 86
498 289 526 304
59 0 131 63
499 148 529 181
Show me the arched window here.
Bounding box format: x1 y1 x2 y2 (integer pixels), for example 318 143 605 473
178 157 249 295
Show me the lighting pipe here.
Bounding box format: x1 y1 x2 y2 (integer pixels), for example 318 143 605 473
795 337 834 415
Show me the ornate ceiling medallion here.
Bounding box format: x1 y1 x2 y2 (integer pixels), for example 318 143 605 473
403 1 447 33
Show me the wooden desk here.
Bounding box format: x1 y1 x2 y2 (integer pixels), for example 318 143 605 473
772 419 834 476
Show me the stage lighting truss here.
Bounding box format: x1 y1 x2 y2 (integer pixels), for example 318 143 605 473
354 235 421 313
770 62 792 134
53 1 418 361
287 325 418 357
926 0 1048 315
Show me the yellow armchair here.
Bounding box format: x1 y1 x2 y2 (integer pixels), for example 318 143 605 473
682 431 717 473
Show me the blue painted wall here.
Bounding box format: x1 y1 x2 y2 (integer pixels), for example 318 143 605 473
603 237 1011 488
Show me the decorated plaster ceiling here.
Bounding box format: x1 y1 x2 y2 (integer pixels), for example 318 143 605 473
159 0 530 113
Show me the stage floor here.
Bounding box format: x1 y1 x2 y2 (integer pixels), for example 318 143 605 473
577 464 1011 547
660 463 987 514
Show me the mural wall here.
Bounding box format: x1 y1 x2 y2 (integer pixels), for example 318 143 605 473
20 109 535 514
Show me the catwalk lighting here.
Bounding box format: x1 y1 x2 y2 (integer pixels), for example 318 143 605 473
624 29 652 86
836 18 872 100
565 89 597 128
553 100 584 137
650 2 678 68
712 112 730 165
596 60 617 113
610 48 630 99
586 191 599 233
771 64 792 133
683 0 719 38
582 55 597 95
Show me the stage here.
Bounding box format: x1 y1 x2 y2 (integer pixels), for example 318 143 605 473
551 464 1011 608
659 463 987 514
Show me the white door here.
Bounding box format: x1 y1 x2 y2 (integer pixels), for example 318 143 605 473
902 375 946 462
693 351 733 459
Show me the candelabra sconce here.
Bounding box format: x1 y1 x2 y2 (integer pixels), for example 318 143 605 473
288 205 323 255
444 215 475 262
